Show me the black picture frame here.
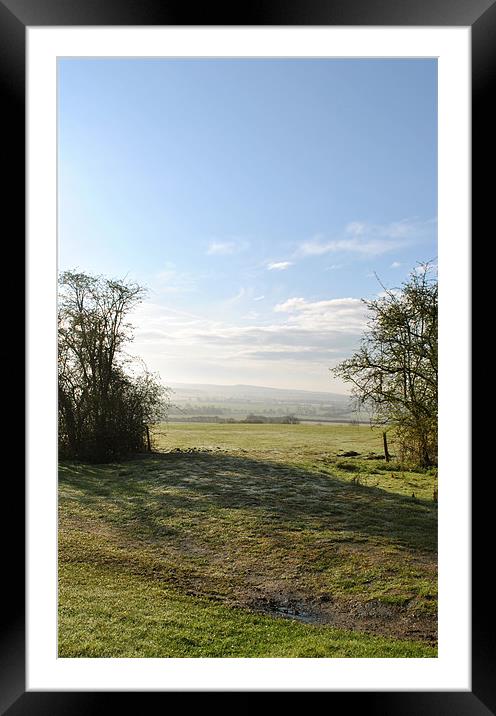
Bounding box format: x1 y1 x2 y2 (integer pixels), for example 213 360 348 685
4 0 484 711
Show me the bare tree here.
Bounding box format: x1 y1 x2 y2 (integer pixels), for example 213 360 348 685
333 264 437 467
58 270 167 462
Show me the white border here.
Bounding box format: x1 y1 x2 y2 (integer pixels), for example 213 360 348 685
27 27 470 691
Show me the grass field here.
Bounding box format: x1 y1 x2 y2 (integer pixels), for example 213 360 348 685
58 422 437 658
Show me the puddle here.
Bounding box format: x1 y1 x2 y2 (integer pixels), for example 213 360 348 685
252 598 325 624
244 591 436 642
271 605 321 624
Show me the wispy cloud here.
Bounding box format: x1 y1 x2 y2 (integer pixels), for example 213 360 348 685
296 218 434 259
267 261 293 271
206 238 248 255
154 267 196 294
390 261 402 268
206 241 237 255
226 287 246 303
298 237 404 257
345 221 367 236
253 295 265 302
345 219 419 240
274 296 368 333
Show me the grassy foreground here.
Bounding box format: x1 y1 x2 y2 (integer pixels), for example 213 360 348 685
59 422 437 658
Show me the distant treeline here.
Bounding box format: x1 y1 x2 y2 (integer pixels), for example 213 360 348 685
168 414 301 424
245 414 300 424
168 416 369 425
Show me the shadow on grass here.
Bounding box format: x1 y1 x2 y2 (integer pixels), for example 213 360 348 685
59 450 437 553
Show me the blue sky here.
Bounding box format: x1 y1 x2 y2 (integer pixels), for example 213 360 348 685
58 58 437 392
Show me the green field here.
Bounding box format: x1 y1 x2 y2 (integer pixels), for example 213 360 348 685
58 422 437 658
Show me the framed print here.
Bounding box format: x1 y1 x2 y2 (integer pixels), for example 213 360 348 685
2 0 488 711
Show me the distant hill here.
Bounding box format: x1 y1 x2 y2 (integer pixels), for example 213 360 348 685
168 382 351 401
166 382 371 423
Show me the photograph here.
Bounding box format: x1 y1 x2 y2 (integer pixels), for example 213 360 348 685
0 0 483 705
57 56 439 659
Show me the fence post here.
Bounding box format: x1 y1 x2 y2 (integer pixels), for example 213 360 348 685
145 424 151 452
382 431 390 462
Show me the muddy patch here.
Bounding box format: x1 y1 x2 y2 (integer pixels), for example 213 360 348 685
250 595 326 624
246 591 436 644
